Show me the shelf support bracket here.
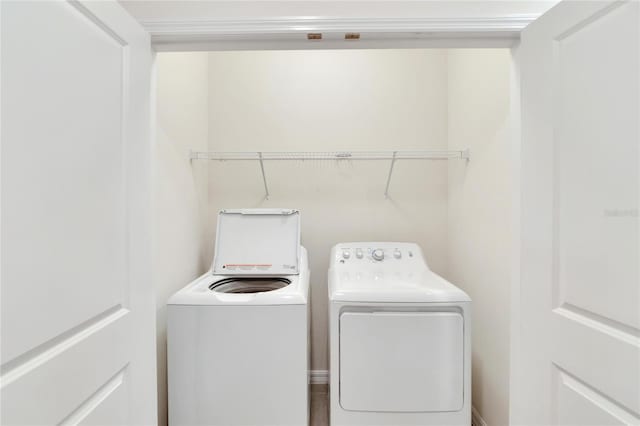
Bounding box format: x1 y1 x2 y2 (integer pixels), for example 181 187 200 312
258 152 270 199
384 151 398 199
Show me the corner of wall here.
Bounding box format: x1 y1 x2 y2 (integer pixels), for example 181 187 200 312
154 51 212 426
445 48 513 426
507 44 523 425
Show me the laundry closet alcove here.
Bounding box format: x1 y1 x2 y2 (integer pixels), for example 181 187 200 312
155 48 513 426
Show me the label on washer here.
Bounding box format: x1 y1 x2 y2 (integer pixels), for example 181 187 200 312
223 263 272 271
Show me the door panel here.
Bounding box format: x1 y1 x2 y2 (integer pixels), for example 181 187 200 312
517 1 639 424
1 1 156 424
1 313 130 424
551 310 640 416
76 375 129 426
554 1 639 330
1 0 128 365
554 368 635 426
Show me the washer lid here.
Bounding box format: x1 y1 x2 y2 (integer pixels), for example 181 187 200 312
213 209 300 275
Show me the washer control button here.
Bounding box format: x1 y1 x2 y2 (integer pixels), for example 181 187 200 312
342 249 351 260
355 248 364 259
372 249 384 261
393 249 402 259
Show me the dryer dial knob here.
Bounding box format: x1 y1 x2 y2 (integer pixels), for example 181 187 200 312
372 249 384 261
342 250 351 259
394 249 402 259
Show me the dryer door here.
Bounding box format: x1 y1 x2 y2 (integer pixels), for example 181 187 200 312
339 311 464 412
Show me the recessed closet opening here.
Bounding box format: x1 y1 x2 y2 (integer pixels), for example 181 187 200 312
154 48 513 426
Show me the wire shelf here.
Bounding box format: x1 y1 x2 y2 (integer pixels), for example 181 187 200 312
190 150 469 161
189 149 470 199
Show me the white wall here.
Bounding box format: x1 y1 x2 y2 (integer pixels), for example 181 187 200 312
154 53 210 426
205 49 449 370
446 49 512 426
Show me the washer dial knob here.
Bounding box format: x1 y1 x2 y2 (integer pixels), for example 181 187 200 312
356 248 364 259
372 249 384 261
342 250 351 259
393 249 402 259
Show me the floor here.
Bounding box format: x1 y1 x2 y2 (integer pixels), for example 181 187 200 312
310 385 329 426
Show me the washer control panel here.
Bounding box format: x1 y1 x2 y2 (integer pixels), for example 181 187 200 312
334 242 423 266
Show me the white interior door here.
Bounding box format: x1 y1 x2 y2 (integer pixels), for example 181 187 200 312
515 1 639 424
1 1 157 424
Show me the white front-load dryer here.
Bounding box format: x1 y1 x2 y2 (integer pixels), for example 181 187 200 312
168 209 310 426
328 242 471 426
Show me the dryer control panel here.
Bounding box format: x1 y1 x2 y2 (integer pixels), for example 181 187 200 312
332 242 427 268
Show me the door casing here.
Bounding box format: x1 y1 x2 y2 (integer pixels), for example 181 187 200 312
138 4 559 425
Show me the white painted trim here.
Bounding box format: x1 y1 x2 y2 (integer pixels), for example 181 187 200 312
142 15 538 35
472 406 488 426
142 15 539 51
308 369 329 385
153 38 520 52
509 44 524 426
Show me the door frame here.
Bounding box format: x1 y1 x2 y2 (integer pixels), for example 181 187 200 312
140 15 537 51
141 11 535 425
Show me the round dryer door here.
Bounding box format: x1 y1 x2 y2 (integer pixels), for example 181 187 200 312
209 277 291 294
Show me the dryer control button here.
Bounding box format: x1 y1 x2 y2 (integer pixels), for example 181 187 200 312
342 250 351 259
372 249 384 261
356 248 364 259
393 249 402 259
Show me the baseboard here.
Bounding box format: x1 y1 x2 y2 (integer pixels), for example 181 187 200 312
472 406 488 426
308 370 329 385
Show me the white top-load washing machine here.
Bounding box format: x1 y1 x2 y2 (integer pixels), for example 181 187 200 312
328 242 471 426
168 209 310 426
